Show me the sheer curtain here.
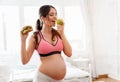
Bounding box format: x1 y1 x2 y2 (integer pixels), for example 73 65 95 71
79 0 97 78
0 6 20 69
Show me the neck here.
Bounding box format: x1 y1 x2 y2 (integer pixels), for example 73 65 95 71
42 24 52 34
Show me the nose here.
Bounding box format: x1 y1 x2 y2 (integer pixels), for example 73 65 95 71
54 15 57 20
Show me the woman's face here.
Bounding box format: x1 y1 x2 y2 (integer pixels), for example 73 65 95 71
43 8 57 27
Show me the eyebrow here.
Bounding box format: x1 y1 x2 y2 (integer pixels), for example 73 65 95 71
49 12 57 15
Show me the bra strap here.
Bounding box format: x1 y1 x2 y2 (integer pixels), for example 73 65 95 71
39 31 43 39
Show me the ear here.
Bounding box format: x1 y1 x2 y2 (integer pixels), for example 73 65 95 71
40 16 43 21
41 16 46 23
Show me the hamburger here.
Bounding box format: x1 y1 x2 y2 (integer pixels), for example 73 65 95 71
22 25 33 34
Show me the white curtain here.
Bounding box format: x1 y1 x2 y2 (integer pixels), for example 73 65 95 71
81 0 120 80
79 0 98 78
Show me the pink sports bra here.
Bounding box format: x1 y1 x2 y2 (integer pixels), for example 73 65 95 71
36 31 63 57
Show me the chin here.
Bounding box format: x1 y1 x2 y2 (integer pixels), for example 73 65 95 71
51 24 55 27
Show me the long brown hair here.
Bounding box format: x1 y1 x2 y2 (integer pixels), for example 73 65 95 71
34 5 61 47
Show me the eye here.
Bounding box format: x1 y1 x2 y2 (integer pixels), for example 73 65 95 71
49 13 57 16
49 14 54 16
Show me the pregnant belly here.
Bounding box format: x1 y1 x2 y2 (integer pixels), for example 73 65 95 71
39 54 66 80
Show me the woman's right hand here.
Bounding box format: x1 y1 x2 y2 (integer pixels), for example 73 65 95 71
20 26 29 41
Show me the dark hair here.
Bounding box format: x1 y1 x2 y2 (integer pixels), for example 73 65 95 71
34 5 61 48
36 5 56 31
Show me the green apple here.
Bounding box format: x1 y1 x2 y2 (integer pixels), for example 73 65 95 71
57 18 64 25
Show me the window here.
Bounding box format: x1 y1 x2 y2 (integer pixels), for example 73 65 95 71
64 6 87 53
0 6 20 52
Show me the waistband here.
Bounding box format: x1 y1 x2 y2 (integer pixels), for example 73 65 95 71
34 70 64 82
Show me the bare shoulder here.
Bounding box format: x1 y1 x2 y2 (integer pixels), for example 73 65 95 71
29 33 36 43
32 31 41 44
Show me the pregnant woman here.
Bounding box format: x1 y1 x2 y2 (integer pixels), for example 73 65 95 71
20 5 72 82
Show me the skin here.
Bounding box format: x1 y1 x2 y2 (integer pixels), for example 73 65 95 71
20 7 72 80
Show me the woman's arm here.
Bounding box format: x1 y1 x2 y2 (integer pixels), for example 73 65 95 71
57 24 72 57
61 33 72 57
20 27 36 65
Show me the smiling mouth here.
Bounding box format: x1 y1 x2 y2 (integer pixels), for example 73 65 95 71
52 20 55 22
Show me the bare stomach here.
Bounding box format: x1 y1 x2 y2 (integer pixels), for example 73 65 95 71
38 54 66 80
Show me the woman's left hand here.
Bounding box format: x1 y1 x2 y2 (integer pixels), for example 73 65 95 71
57 24 64 36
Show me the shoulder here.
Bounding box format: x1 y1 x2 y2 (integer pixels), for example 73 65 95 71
28 31 39 42
33 31 39 36
33 31 41 43
33 31 40 38
29 33 36 43
32 31 41 49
